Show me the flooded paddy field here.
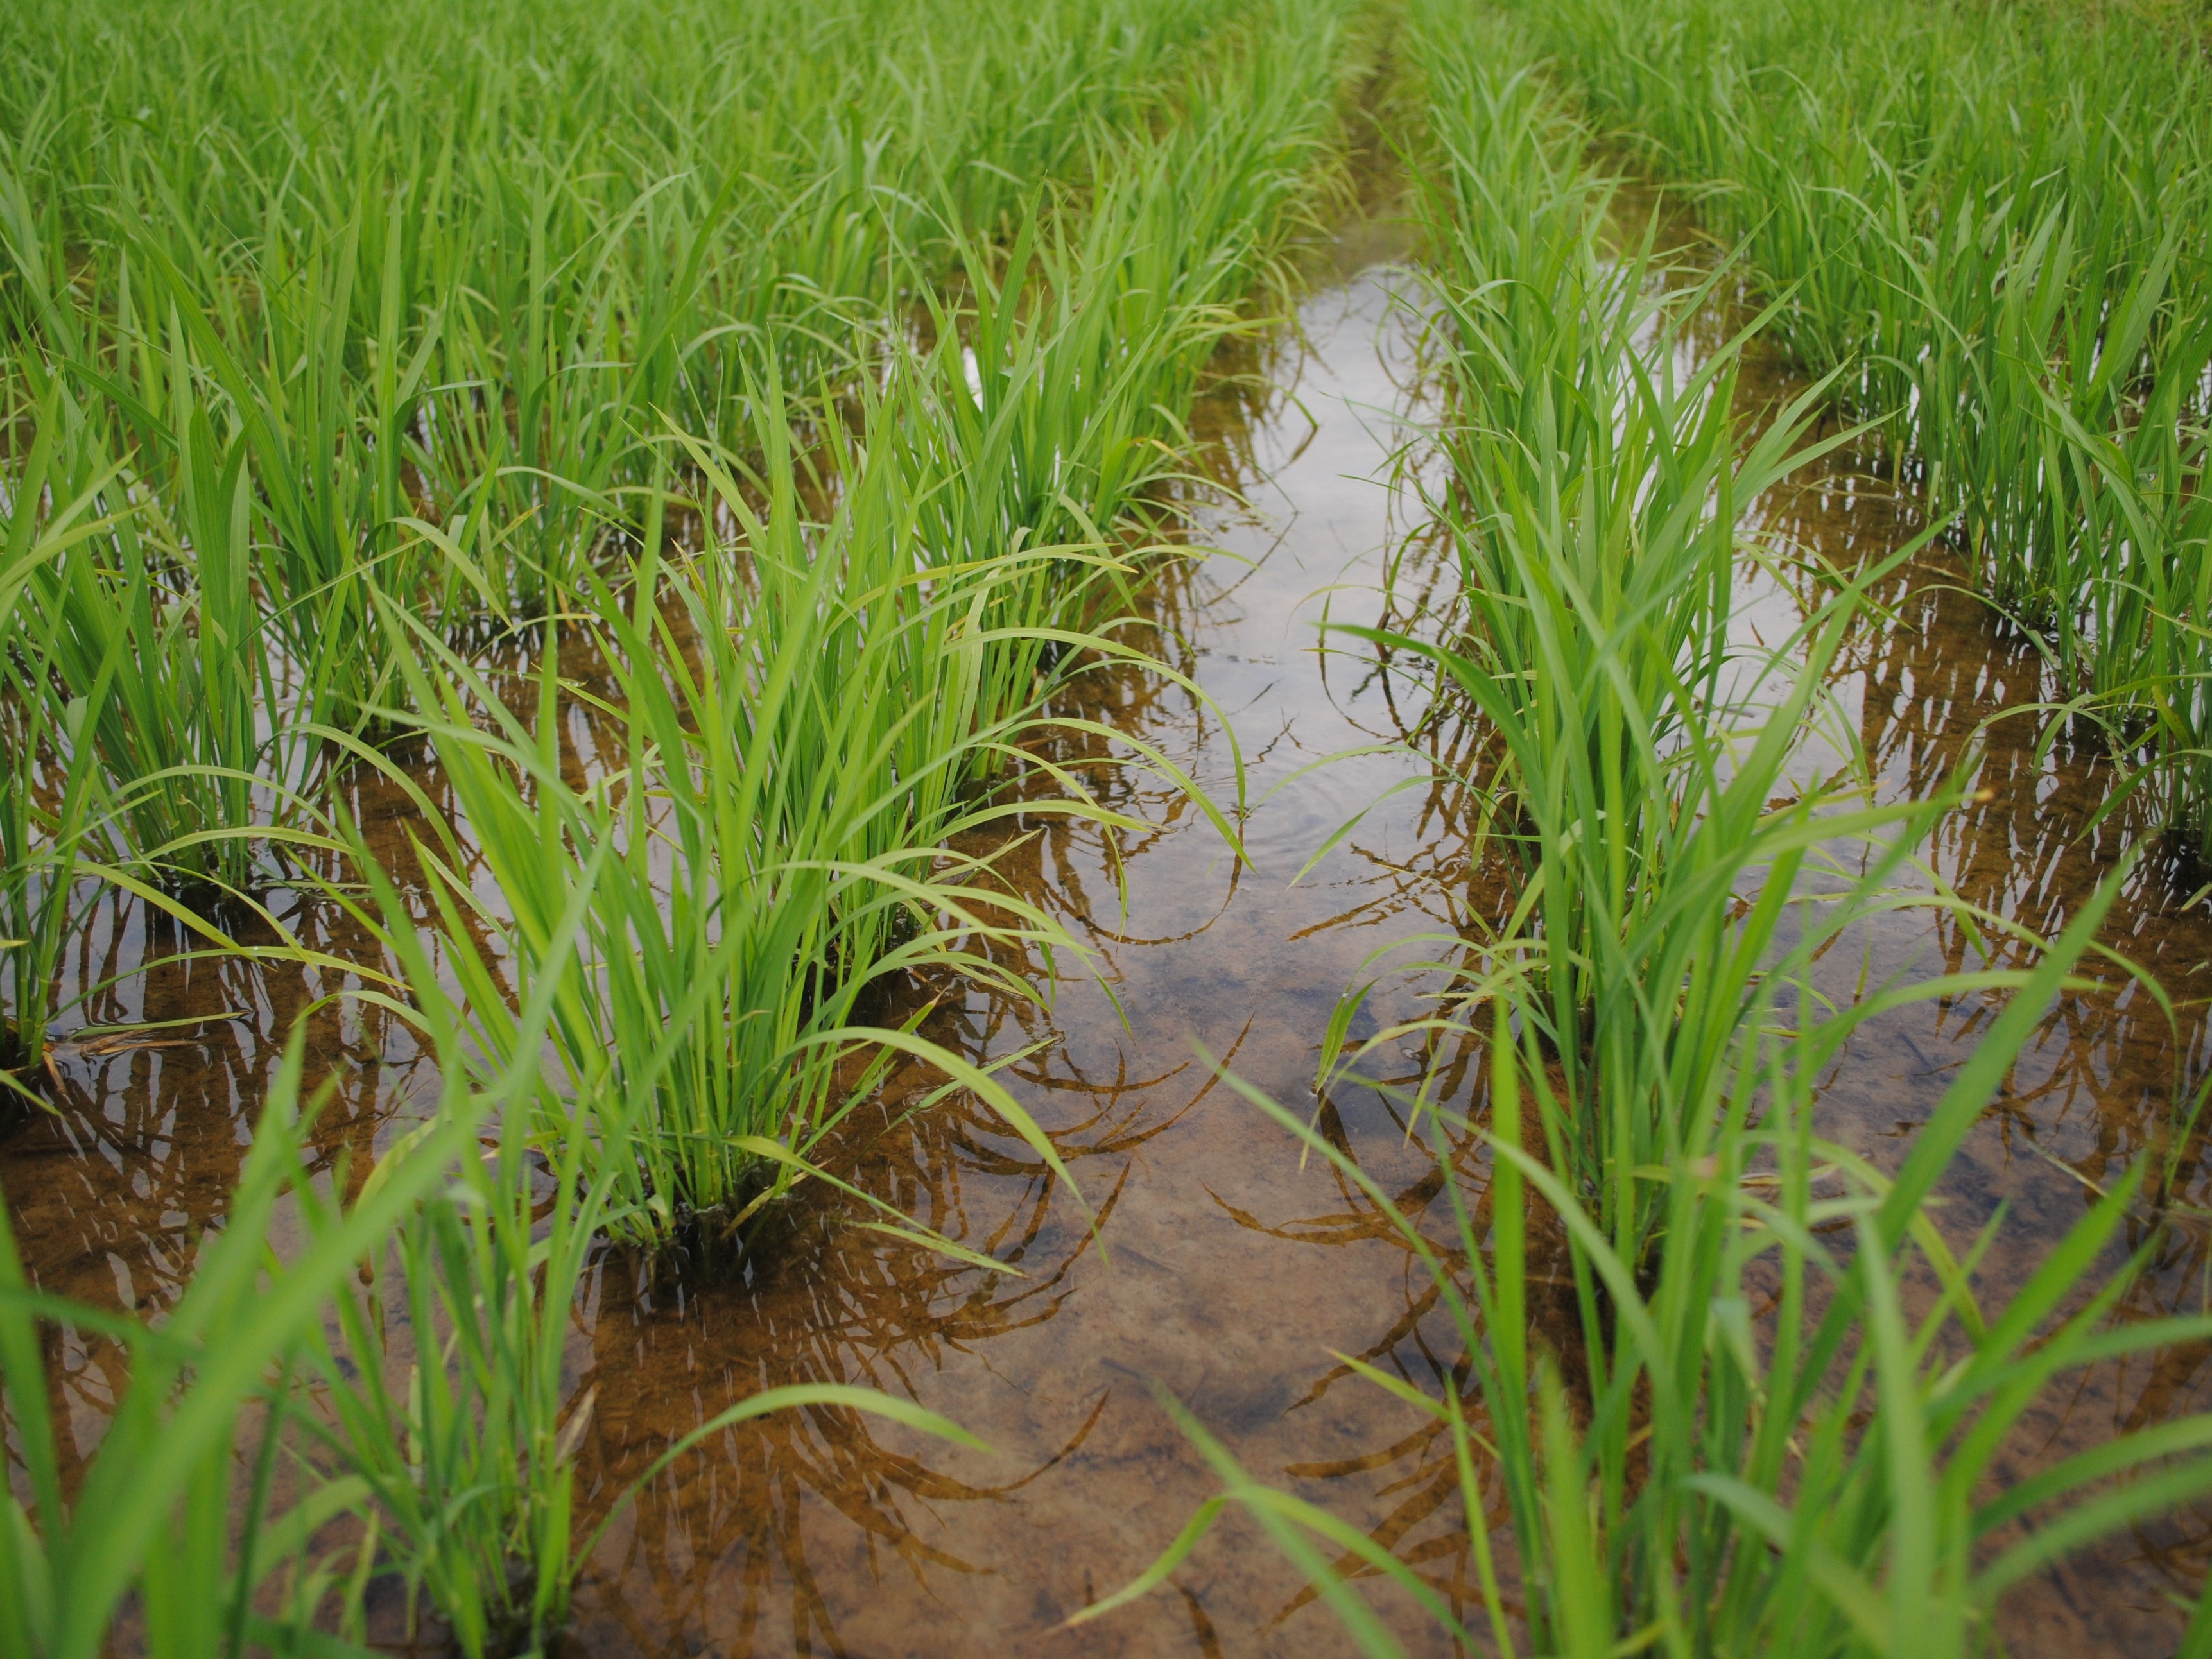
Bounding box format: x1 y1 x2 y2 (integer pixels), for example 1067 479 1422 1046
12 201 2212 1656
7 1 2212 1655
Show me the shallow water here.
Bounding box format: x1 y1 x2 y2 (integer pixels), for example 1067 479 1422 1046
9 196 2212 1654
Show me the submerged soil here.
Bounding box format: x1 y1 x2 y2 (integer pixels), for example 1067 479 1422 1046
8 191 2212 1655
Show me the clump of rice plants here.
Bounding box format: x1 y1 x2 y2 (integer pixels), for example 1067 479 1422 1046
298 857 983 1659
1328 6 1906 1266
0 897 982 1659
2 372 337 898
371 406 1109 1247
0 1029 477 1658
1 394 117 1088
343 0 1351 1246
1490 0 2212 861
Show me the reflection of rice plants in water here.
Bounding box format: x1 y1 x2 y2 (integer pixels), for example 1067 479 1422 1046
7 0 2212 1653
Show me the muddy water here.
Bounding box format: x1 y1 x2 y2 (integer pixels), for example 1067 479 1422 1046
1745 477 2212 1654
8 201 2212 1655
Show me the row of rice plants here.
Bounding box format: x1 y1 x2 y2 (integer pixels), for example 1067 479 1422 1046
0 0 1260 872
1 0 1253 517
1 1 1363 1651
1082 8 2212 1651
350 0 1354 1243
1344 14 1885 1274
0 0 1325 1056
1488 0 2212 859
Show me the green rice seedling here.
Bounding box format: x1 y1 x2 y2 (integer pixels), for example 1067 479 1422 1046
297 827 987 1659
300 848 624 1658
0 393 383 1082
113 196 459 731
3 356 350 897
0 390 126 1087
1484 0 2212 847
2111 451 2212 862
373 389 1124 1246
1333 591 1910 1271
1892 202 2212 691
0 1027 481 1659
1352 9 1908 1266
1084 865 2212 1658
2001 289 2212 857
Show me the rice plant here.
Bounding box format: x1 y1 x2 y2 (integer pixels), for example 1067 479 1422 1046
367 417 1103 1246
1 367 345 897
0 875 980 1658
1083 869 2212 1658
298 850 985 1659
0 1029 477 1659
1 389 121 1088
1333 12 1920 1267
1489 0 2212 854
298 850 623 1657
365 361 1239 1246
